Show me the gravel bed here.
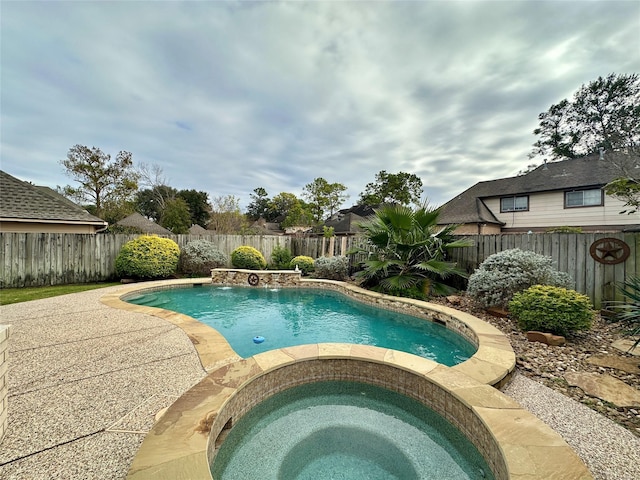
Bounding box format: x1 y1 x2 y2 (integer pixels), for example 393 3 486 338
503 374 640 480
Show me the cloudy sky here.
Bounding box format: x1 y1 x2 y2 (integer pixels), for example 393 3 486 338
2 0 639 212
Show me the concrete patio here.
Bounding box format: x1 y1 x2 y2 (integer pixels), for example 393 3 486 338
1 282 639 479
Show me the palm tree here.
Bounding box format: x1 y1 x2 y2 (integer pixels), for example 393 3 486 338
352 203 472 298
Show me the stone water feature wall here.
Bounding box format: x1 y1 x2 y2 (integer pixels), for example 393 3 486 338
211 268 302 288
0 324 10 443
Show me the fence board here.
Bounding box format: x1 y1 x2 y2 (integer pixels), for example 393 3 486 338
447 232 639 309
1 232 638 308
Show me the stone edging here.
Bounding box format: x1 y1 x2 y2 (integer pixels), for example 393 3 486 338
100 278 592 480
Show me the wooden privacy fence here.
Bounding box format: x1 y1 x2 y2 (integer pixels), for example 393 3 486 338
0 233 362 289
448 233 640 309
1 232 637 308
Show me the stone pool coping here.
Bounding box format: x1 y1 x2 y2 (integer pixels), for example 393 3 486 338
101 278 592 480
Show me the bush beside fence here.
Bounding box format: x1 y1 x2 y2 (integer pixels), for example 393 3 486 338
447 233 639 308
0 233 361 289
1 232 638 308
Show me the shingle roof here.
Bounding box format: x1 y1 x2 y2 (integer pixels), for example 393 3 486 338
0 170 107 226
188 224 208 234
325 212 368 234
438 153 631 225
116 212 172 235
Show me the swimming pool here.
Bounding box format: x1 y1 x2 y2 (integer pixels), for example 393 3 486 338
125 286 475 366
111 280 589 480
211 381 494 480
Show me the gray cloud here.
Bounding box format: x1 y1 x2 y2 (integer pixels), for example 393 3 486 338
1 0 638 211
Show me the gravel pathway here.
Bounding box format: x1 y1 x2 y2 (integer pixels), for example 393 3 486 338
502 373 640 480
1 286 638 479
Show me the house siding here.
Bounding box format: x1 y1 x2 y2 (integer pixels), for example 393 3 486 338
0 221 101 234
447 223 502 235
484 191 639 231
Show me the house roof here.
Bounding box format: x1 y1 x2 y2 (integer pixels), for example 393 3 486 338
250 218 284 235
437 152 630 225
188 224 209 234
325 212 368 234
0 170 107 227
116 212 172 235
324 205 376 234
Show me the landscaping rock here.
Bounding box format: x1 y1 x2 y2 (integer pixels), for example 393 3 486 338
587 355 640 374
612 339 640 356
429 293 640 436
486 306 509 318
564 372 640 408
445 295 463 306
526 331 566 346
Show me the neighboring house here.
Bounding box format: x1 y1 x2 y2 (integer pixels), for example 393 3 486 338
324 205 376 235
115 212 172 235
437 152 640 234
0 170 108 234
251 218 284 235
188 224 209 235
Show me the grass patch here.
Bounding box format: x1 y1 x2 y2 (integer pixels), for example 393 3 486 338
0 282 120 305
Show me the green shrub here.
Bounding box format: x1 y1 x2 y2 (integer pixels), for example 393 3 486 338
179 240 228 276
290 255 314 275
380 283 430 301
231 246 266 270
115 235 180 279
270 245 293 269
467 248 573 309
314 256 349 281
509 285 594 335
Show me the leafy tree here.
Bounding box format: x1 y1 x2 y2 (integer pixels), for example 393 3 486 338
246 187 272 221
269 192 299 219
281 201 314 228
302 177 349 222
269 192 313 228
604 151 640 214
100 199 137 225
136 186 177 222
531 73 640 160
177 189 211 227
160 197 191 233
351 203 471 298
60 145 139 218
209 195 247 233
358 171 423 206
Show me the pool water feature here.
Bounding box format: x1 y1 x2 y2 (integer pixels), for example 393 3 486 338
211 381 494 480
126 286 475 366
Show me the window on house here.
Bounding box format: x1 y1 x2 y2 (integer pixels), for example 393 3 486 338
500 196 529 212
565 189 603 208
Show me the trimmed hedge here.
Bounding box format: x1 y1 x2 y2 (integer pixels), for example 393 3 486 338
115 235 180 279
231 246 267 270
509 285 595 335
290 255 314 275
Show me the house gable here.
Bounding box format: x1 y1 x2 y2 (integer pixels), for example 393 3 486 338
438 153 640 233
116 212 172 235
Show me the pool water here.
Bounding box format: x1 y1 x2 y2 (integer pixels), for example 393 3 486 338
126 286 475 366
211 381 494 480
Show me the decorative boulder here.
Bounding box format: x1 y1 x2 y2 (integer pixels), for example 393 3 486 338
526 331 566 346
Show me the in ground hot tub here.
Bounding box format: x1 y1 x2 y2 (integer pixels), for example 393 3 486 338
211 380 493 480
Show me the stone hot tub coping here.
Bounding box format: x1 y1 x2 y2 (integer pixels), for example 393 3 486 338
101 276 592 480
